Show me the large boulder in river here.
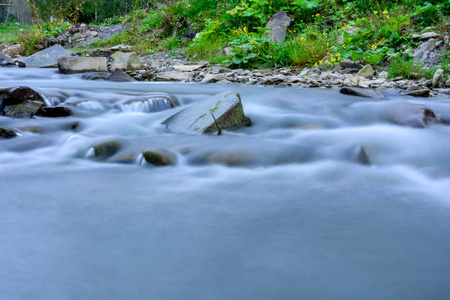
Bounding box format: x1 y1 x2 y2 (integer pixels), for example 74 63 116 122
163 90 252 134
385 103 444 128
110 52 142 71
58 56 108 74
265 11 291 45
18 45 71 68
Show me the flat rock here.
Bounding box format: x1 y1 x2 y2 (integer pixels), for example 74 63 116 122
155 70 190 82
110 44 132 52
108 69 137 82
265 11 291 45
18 45 71 68
340 87 384 98
110 52 142 71
386 103 444 128
58 56 108 74
403 86 431 97
163 90 252 134
173 62 207 72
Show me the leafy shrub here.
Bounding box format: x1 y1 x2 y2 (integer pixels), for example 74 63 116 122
17 27 46 56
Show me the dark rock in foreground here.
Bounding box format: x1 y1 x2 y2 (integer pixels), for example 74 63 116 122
163 90 252 134
0 86 46 118
0 125 18 139
142 150 177 166
386 103 445 128
36 106 72 117
18 45 71 68
340 87 384 98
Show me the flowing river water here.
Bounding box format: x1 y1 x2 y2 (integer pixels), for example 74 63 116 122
1 68 450 299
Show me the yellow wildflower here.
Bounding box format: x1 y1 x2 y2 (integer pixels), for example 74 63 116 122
345 6 350 9
316 13 320 17
382 10 388 14
386 15 390 19
374 11 378 14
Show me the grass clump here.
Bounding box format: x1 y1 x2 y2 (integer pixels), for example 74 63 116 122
388 57 436 79
17 27 46 56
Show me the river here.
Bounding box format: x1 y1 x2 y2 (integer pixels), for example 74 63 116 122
1 68 450 299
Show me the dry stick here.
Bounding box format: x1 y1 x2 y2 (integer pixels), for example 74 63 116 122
211 114 224 136
0 4 14 6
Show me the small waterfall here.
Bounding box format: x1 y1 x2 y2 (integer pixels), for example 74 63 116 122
118 98 172 113
76 100 106 111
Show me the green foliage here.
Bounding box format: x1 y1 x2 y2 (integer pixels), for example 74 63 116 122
388 57 436 79
17 27 45 56
287 31 335 67
186 35 228 61
41 19 71 37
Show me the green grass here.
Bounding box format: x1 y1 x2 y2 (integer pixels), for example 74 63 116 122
0 23 33 44
388 57 436 79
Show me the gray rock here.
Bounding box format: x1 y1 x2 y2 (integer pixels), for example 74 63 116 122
108 69 137 82
0 53 14 65
202 73 227 83
173 62 207 72
18 45 71 68
432 69 444 89
265 11 291 45
340 59 363 70
142 149 177 166
446 79 450 87
155 70 190 81
356 64 375 78
340 87 384 98
404 85 431 97
110 52 142 71
386 103 444 128
58 56 108 74
0 125 18 139
81 72 111 80
412 32 441 41
413 39 436 62
163 90 252 134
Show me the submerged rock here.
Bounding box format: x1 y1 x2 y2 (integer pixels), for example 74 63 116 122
58 56 108 74
0 125 18 139
81 72 111 81
357 146 372 165
386 103 445 128
340 87 384 98
108 68 137 82
36 106 72 117
18 45 71 68
142 150 177 166
92 140 122 159
162 90 252 134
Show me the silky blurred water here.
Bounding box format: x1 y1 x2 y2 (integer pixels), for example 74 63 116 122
1 69 450 300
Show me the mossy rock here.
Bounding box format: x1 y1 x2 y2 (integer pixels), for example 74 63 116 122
142 150 177 166
0 86 45 106
4 101 45 118
162 90 252 134
92 140 122 159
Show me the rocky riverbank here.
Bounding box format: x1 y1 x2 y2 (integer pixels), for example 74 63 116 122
1 24 450 98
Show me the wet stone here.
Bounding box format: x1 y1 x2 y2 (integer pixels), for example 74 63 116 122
0 125 17 139
142 150 177 166
92 140 122 159
36 106 72 118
